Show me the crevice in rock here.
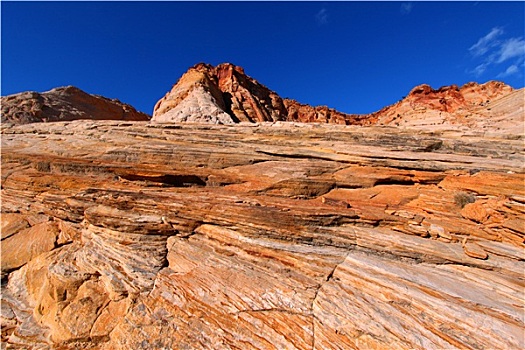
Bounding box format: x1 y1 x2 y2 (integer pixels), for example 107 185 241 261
373 179 417 186
232 308 307 316
221 92 241 123
255 150 342 163
118 174 207 187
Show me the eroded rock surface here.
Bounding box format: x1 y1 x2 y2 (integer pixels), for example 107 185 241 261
1 86 150 125
153 63 366 124
152 63 521 131
372 81 521 133
1 120 524 349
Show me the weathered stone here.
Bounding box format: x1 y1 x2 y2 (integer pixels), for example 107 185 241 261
1 64 525 350
1 222 59 272
1 77 524 349
152 63 521 132
372 81 519 133
1 86 150 124
153 63 367 125
462 240 489 260
461 202 489 223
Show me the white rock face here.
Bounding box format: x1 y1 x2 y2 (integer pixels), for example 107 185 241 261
152 86 234 124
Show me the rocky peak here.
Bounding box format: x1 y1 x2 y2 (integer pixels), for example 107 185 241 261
153 63 519 129
152 63 363 124
372 80 516 130
52 85 84 95
152 63 235 124
405 81 512 109
152 62 288 123
1 86 150 124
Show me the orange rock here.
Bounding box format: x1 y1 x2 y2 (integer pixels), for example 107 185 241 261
153 63 368 125
1 86 150 124
461 202 489 223
372 81 517 132
1 221 59 271
1 97 524 349
463 241 489 260
152 62 521 132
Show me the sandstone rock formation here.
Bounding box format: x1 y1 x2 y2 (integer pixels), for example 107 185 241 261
372 81 521 133
152 63 521 130
3 64 520 131
153 63 366 124
1 119 523 349
1 86 150 124
153 63 286 123
283 99 368 125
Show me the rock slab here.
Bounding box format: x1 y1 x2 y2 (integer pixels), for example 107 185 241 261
1 120 524 349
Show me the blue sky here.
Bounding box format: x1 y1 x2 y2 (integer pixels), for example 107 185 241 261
2 1 524 115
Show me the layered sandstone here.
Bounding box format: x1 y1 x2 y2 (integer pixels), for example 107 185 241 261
372 81 520 132
283 99 367 125
1 86 150 124
1 120 524 349
153 63 366 124
153 63 288 123
152 63 521 130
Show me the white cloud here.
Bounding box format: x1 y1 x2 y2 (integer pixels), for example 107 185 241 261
468 27 525 78
497 65 519 78
315 8 328 26
400 2 414 15
496 37 525 63
471 63 489 77
469 27 503 57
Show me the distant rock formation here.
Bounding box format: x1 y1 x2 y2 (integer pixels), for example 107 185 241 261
372 81 518 132
153 63 364 124
153 63 520 132
153 63 286 123
283 99 368 125
3 64 520 132
1 86 150 124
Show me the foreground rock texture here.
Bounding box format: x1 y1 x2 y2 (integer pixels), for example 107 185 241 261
1 119 524 349
152 63 521 131
1 86 150 124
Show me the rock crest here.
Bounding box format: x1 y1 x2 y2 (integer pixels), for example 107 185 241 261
373 81 519 132
153 63 289 123
1 86 150 124
152 63 520 133
153 63 367 124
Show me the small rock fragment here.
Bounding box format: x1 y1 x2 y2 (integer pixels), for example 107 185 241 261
461 202 488 223
429 224 451 240
463 240 489 260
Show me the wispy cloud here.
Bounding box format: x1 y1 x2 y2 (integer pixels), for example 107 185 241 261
315 8 328 26
497 65 519 78
468 27 524 78
472 63 490 77
496 37 525 63
469 27 503 57
400 2 414 15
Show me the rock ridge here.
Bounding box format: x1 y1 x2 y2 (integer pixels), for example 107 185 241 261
1 86 150 125
2 63 520 133
152 62 521 133
153 62 370 124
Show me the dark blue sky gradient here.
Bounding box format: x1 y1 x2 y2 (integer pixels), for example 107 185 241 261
2 2 524 114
